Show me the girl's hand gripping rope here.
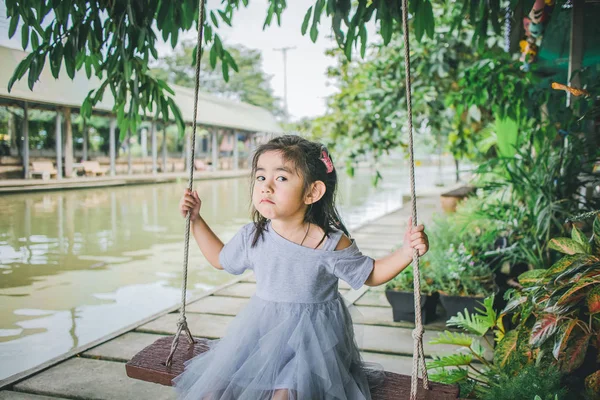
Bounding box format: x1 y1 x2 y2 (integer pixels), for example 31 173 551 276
179 189 201 221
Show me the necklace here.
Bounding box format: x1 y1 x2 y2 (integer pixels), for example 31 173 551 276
299 223 310 247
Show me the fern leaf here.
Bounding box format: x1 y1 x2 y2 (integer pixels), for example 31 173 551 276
447 309 490 336
427 354 473 369
430 331 473 347
428 367 469 384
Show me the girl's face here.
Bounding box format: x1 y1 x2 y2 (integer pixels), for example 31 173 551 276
252 150 307 221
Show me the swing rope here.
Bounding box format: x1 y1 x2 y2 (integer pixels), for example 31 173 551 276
164 0 430 397
165 0 207 367
400 0 431 396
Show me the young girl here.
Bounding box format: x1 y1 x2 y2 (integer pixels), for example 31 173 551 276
175 135 429 400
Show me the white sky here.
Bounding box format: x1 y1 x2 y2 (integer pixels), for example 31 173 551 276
0 1 378 121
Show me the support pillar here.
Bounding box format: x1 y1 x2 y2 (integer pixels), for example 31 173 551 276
233 131 239 170
127 130 132 175
162 126 168 173
64 108 73 178
8 111 17 156
140 127 148 157
151 121 157 174
55 111 63 179
109 118 116 176
212 130 218 171
22 102 29 179
82 123 88 161
185 127 191 173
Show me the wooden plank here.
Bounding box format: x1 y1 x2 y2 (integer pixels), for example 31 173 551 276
355 306 449 331
13 358 176 400
0 392 69 400
137 313 231 338
356 290 392 307
84 332 167 362
214 282 256 298
186 295 250 315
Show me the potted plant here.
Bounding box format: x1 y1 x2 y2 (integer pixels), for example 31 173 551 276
433 242 497 319
385 262 438 323
498 212 600 398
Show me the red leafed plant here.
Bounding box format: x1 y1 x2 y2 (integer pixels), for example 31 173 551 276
499 211 600 397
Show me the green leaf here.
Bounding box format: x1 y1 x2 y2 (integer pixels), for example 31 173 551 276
27 55 39 90
586 286 600 314
429 331 473 347
8 53 34 92
593 215 600 250
209 45 217 69
64 40 75 79
167 97 185 136
8 14 19 38
548 238 587 255
446 309 490 336
518 269 546 286
544 254 582 279
50 43 64 78
426 354 473 369
224 51 238 73
502 294 526 314
222 59 229 82
359 25 367 59
380 17 392 45
572 226 591 254
210 11 219 28
584 370 600 395
301 6 312 36
428 368 469 384
556 278 598 306
30 31 39 50
493 329 518 367
21 24 29 49
423 0 435 39
218 10 231 26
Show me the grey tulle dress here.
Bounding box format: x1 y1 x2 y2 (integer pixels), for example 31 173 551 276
173 222 384 399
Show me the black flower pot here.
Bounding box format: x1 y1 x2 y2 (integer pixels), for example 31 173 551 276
385 290 439 323
438 293 485 319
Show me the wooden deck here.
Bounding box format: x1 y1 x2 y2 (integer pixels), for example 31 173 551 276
0 186 487 399
0 169 250 194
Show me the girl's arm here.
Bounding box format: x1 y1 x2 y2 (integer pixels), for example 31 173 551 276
366 217 429 286
180 189 224 270
191 217 224 270
366 251 413 286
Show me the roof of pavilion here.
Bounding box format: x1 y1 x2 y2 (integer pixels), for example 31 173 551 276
0 45 283 134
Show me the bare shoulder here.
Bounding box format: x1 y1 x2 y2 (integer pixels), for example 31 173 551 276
334 233 352 250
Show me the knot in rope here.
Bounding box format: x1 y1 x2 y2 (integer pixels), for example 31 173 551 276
412 326 424 341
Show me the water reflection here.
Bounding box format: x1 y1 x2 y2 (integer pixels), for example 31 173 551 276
0 163 455 381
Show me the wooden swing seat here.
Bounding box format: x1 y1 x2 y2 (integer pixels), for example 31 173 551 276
126 336 459 399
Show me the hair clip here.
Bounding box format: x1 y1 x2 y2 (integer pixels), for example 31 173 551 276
320 149 334 173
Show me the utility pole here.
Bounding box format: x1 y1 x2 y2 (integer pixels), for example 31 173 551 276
273 46 296 118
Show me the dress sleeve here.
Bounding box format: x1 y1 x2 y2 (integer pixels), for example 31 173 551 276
219 223 254 275
333 241 375 290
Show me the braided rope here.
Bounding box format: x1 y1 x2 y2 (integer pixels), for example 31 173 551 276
399 0 430 398
165 0 206 367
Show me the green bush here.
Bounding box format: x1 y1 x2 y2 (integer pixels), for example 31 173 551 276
482 364 567 400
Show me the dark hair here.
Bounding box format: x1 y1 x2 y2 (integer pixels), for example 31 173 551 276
250 134 349 247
